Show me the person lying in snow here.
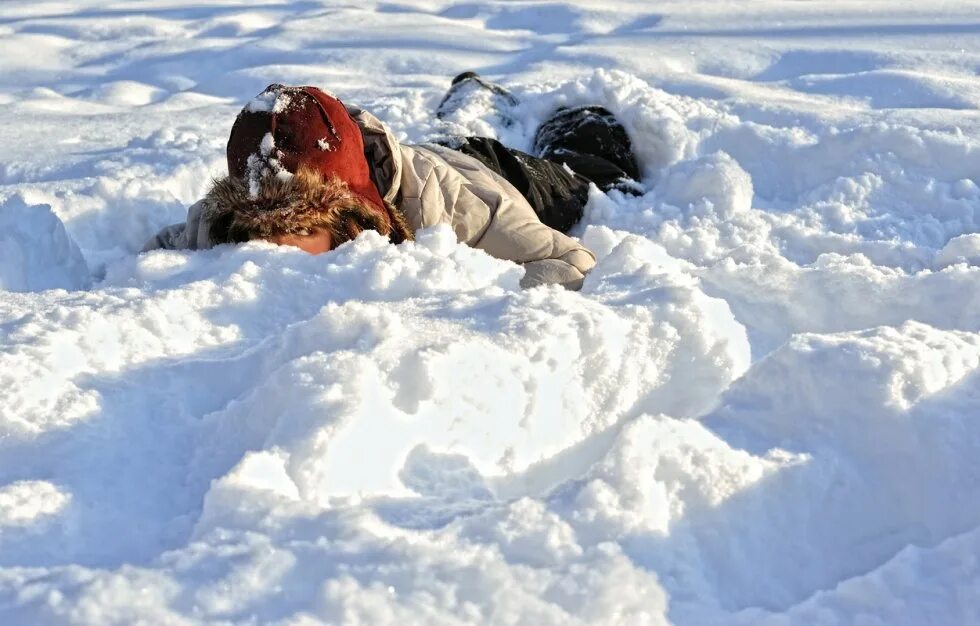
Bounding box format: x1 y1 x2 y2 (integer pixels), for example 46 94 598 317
144 73 641 289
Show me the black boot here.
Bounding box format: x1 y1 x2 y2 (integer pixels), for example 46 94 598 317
533 105 641 192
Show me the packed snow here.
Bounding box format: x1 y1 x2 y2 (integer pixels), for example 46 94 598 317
1 1 979 624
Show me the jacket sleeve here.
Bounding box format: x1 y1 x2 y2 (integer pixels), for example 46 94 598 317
141 200 212 252
408 145 596 290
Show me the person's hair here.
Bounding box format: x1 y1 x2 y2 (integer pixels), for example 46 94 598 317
203 166 413 246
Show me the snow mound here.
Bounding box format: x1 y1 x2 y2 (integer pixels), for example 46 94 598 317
0 195 89 292
81 81 169 107
0 225 747 570
700 321 980 611
935 233 980 268
0 480 70 529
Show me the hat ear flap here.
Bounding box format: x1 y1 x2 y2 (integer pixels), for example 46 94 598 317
329 204 394 246
343 215 365 242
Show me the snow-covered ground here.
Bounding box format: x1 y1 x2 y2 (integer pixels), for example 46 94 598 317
2 1 979 623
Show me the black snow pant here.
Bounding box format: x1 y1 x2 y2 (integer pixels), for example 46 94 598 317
440 106 641 234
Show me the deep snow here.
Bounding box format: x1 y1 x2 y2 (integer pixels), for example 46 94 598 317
1 1 979 624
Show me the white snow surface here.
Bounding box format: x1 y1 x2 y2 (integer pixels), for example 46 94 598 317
1 1 979 624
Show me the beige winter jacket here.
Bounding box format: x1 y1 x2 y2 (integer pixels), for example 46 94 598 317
144 105 596 289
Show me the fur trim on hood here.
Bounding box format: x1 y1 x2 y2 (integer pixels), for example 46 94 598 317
203 166 414 246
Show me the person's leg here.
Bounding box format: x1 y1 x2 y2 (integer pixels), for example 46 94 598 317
533 105 641 192
436 72 519 126
436 136 591 233
435 74 590 230
433 74 642 231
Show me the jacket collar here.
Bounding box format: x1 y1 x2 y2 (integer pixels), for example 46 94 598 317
343 104 404 206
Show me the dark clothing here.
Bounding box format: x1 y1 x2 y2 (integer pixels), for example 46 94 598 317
440 105 640 233
441 136 591 234
533 105 641 187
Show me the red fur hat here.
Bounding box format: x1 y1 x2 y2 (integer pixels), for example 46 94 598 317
227 83 386 213
210 83 411 245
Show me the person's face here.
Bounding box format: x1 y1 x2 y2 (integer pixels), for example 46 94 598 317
265 229 333 254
